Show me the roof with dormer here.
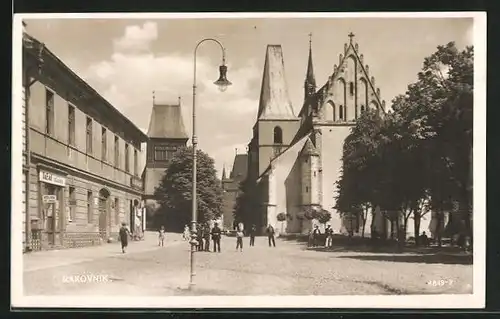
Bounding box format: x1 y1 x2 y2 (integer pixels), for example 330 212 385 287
256 45 297 120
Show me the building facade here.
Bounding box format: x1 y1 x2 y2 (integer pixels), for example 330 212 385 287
22 31 147 251
221 154 248 230
142 101 188 230
242 34 432 237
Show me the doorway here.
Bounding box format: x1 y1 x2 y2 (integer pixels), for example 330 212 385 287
98 188 110 240
43 184 61 246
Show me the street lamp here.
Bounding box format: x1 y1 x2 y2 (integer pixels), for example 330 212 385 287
190 38 231 289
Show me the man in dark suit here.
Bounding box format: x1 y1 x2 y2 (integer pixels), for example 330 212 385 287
211 222 222 253
249 224 257 247
266 224 276 247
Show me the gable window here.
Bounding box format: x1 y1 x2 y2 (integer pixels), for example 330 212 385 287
114 135 119 167
68 104 75 145
101 127 107 161
273 126 283 144
349 82 354 96
125 143 130 172
45 89 54 135
86 117 93 154
339 105 344 120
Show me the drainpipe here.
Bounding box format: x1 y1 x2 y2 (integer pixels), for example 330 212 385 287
23 31 44 252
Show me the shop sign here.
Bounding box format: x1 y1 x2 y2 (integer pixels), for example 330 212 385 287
42 195 57 203
39 170 66 186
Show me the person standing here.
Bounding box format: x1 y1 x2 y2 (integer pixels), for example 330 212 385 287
325 224 333 248
249 224 257 247
211 222 222 253
236 229 244 252
158 225 165 247
183 224 190 241
266 224 276 247
204 222 211 252
119 222 131 253
197 223 204 251
312 225 321 247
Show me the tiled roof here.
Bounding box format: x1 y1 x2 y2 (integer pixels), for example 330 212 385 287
147 103 188 139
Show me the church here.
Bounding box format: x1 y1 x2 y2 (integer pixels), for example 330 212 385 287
239 33 415 236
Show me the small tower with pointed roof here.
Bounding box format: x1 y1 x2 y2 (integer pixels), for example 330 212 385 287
142 96 189 225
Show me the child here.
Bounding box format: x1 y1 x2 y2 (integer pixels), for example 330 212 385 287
236 229 244 252
158 225 165 246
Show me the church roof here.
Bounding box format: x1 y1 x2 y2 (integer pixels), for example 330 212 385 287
147 102 188 139
230 154 248 181
257 45 296 120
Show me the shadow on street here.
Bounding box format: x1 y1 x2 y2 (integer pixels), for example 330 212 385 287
336 253 473 265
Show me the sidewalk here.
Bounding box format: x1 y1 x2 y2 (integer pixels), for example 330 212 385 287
23 231 185 272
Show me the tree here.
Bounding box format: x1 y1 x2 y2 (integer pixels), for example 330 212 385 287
277 212 287 234
154 146 223 232
314 209 332 228
233 178 259 227
335 42 473 247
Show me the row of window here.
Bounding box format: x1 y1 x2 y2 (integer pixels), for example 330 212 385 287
66 188 121 224
44 89 139 176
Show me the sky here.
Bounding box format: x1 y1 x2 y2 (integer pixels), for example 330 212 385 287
22 16 473 178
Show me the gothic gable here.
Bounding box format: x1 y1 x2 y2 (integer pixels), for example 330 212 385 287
316 35 386 123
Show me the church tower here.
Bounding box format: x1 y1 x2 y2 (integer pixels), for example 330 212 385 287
142 97 189 227
247 45 301 180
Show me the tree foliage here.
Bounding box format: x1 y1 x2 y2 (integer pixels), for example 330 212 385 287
155 146 223 232
277 212 287 222
335 42 473 244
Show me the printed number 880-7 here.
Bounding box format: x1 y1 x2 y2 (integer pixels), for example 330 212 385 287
427 279 453 286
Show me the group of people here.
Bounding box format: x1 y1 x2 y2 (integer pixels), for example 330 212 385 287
308 224 335 248
175 223 280 252
181 222 223 253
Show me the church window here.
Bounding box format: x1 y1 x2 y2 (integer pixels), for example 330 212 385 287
273 126 283 144
360 105 365 113
306 186 309 193
314 171 316 177
349 82 354 96
339 105 344 120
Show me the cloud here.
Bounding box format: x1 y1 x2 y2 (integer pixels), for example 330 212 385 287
77 21 260 175
113 21 158 53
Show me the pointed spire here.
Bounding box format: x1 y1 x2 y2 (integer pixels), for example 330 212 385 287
222 164 227 180
304 33 316 101
257 45 295 119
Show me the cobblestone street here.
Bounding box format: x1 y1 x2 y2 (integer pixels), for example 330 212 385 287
23 233 473 296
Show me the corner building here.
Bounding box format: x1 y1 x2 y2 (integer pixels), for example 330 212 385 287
22 32 147 251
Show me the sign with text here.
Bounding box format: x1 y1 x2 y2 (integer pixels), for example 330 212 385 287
39 170 66 186
42 195 57 203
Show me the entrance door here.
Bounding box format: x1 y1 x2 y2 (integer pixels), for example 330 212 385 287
98 189 110 240
44 184 58 246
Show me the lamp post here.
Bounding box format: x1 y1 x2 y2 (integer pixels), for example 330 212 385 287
190 38 231 289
